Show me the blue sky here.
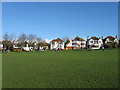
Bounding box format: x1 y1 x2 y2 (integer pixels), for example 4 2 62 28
2 2 118 40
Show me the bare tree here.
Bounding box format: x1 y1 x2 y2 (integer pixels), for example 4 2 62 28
9 33 16 42
27 34 36 44
17 33 27 49
62 36 70 49
36 36 42 43
62 36 70 43
18 33 27 43
3 32 9 41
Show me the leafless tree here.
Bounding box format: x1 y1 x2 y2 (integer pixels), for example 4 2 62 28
3 32 9 41
36 36 42 43
27 34 37 44
9 33 16 42
62 36 70 49
62 36 70 43
18 33 27 43
17 33 27 49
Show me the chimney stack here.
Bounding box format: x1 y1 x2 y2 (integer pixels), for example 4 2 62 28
102 36 103 39
87 36 89 40
99 37 100 39
116 35 117 38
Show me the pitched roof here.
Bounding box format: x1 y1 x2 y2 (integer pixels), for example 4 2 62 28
88 37 99 40
104 36 115 40
1 40 13 44
37 42 49 46
73 36 85 41
51 38 63 42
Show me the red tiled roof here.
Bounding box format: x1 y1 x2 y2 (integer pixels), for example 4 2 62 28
88 37 99 40
52 38 63 42
104 36 115 40
37 42 49 46
73 36 85 41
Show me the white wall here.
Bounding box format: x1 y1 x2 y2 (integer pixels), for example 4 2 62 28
0 44 3 48
88 38 103 49
114 38 119 44
72 41 86 48
50 41 64 50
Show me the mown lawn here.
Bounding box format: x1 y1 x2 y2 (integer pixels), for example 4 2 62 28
2 48 118 88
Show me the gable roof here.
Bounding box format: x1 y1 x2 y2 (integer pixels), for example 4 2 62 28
88 36 99 41
73 36 85 41
36 42 49 46
51 38 63 42
104 36 115 40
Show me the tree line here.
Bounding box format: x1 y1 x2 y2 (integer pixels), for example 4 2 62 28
2 32 70 50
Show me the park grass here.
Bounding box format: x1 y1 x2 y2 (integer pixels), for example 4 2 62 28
2 48 118 88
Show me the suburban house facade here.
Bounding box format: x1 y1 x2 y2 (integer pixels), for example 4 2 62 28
104 35 119 44
50 38 64 50
36 42 49 50
87 36 103 49
66 36 86 50
72 36 86 49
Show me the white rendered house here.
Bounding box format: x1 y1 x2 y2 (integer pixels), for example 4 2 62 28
87 36 103 49
72 36 86 49
50 38 64 50
104 35 119 44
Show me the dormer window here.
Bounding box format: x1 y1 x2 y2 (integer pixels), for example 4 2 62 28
76 38 80 41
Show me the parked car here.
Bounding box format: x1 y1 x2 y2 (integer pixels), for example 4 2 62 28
57 48 64 50
13 47 21 51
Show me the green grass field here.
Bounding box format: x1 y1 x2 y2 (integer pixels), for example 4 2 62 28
2 48 118 88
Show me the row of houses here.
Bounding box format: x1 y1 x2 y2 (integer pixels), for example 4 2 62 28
50 35 119 50
0 35 119 51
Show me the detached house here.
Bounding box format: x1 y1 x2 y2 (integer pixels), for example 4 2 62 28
87 36 103 49
37 42 49 50
66 36 86 50
104 35 119 44
50 38 64 50
72 36 86 49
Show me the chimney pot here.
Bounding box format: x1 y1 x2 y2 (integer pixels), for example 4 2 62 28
102 36 103 39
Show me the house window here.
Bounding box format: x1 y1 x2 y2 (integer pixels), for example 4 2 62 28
73 43 77 45
90 41 93 43
58 42 62 44
81 43 85 45
76 38 80 41
94 41 98 44
99 41 101 43
52 42 55 44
